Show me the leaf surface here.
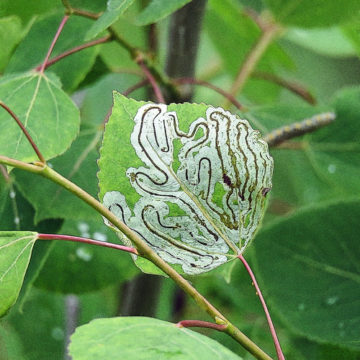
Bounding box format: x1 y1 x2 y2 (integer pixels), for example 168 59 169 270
0 231 37 317
253 200 360 349
135 0 192 26
85 0 136 40
0 72 80 164
6 13 99 92
264 0 360 28
98 94 273 275
14 131 100 223
69 317 243 359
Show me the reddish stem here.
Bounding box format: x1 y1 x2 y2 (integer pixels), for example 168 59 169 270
174 77 244 111
252 71 316 105
38 15 70 74
123 79 149 96
176 320 227 332
0 101 46 163
38 233 138 255
238 254 285 360
35 35 111 71
136 58 165 103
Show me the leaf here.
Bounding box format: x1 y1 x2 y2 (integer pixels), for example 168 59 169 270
14 131 100 223
0 16 23 72
285 27 357 58
69 317 243 359
0 72 80 164
81 73 146 127
0 231 37 317
99 13 146 71
85 0 136 40
98 94 273 275
253 199 360 350
264 0 360 28
34 219 138 293
6 13 99 92
135 0 192 26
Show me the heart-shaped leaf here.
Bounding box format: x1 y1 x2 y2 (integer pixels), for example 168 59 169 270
98 94 273 275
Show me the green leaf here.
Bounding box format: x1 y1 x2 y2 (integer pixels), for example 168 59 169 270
6 13 99 92
0 16 23 72
85 0 136 40
99 17 146 71
81 73 146 127
0 72 80 164
0 231 37 317
285 27 357 58
69 317 243 359
34 219 138 293
14 131 100 223
264 0 360 28
253 199 360 349
98 94 273 275
135 0 192 26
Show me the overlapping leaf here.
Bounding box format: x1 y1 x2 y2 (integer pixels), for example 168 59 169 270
85 0 136 40
0 72 80 164
6 13 99 92
98 94 273 275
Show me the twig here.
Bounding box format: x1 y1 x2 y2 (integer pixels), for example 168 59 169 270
252 71 316 105
238 254 285 360
174 78 244 111
225 23 280 107
71 8 101 20
37 233 138 255
0 101 46 163
177 320 227 332
0 156 273 360
38 15 70 74
35 35 112 71
264 112 336 147
137 57 165 103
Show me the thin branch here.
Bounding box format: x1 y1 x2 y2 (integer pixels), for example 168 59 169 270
137 57 165 103
264 112 336 147
177 320 227 332
71 8 101 20
0 102 46 163
38 15 69 74
174 78 245 111
123 79 149 97
238 254 285 360
37 233 138 255
0 156 272 360
35 35 112 71
0 164 10 182
225 23 280 107
252 71 316 105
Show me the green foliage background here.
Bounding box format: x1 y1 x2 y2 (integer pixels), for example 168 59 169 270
0 0 359 359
